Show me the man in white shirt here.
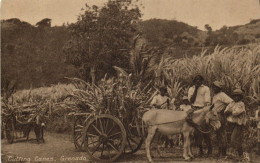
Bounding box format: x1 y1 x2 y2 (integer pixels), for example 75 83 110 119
212 81 233 157
187 75 212 156
188 76 211 108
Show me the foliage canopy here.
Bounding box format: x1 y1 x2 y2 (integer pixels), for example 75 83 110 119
64 0 141 84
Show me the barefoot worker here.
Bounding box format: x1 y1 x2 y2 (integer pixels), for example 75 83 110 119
212 81 233 157
225 89 247 158
187 75 212 156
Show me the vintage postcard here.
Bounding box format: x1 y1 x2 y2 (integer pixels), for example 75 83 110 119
1 0 260 162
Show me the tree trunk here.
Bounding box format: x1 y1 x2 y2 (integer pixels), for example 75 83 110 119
90 66 96 85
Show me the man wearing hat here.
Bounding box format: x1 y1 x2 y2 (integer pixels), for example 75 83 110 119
212 81 234 157
224 89 246 158
187 75 212 156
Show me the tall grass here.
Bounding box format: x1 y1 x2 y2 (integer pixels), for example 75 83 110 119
11 44 259 108
7 44 260 134
12 83 75 104
159 44 260 105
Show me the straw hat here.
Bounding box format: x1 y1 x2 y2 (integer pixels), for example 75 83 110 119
213 81 223 89
232 89 243 95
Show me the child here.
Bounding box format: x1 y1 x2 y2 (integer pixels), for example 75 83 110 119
224 89 247 158
179 96 192 112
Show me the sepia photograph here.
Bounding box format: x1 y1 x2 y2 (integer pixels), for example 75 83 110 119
1 0 260 162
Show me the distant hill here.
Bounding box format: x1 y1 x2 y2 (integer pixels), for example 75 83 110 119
139 18 260 48
204 19 260 46
2 18 260 90
233 19 260 36
1 19 78 89
140 19 207 47
232 19 260 43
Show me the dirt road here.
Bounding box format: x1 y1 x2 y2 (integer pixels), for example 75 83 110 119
1 132 259 163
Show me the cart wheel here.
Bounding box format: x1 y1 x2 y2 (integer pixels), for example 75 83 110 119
83 114 126 162
5 118 15 144
124 117 144 154
73 116 85 151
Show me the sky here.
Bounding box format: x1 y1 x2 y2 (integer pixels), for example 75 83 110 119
1 0 260 30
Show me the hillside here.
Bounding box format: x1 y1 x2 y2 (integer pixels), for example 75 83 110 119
205 19 260 46
140 19 207 47
234 19 260 36
1 19 78 90
233 19 260 43
1 18 260 90
140 18 260 48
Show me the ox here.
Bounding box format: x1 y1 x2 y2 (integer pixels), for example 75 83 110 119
142 105 221 162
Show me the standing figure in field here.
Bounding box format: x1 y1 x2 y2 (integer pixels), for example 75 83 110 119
151 87 170 110
187 75 212 156
211 81 233 156
224 89 247 158
150 86 174 148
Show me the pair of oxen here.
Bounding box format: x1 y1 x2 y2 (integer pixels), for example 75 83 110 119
2 107 46 143
142 105 221 162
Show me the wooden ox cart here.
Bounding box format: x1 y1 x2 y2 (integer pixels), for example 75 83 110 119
1 103 46 144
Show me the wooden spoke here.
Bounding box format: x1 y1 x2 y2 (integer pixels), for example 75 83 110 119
91 124 102 135
107 142 119 153
86 133 99 137
87 140 99 146
101 144 104 157
107 145 112 160
99 119 104 134
92 142 102 155
108 131 121 138
104 118 109 133
107 123 115 136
